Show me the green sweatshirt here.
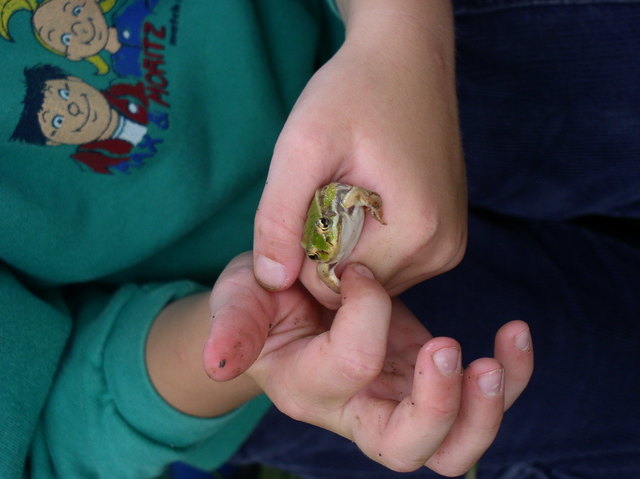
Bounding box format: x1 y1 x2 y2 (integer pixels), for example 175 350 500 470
0 1 342 477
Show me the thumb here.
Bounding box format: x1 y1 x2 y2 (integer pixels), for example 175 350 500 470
204 253 274 381
253 135 333 291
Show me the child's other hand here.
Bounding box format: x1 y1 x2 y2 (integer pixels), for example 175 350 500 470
253 0 467 308
204 252 534 476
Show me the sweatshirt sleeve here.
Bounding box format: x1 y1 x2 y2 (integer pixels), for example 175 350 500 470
30 280 271 479
324 0 342 20
0 264 71 479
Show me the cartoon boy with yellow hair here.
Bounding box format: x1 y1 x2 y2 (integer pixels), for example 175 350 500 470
32 0 120 59
0 0 153 76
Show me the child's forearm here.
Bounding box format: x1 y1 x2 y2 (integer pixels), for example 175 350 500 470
335 0 456 98
336 0 455 57
145 292 261 417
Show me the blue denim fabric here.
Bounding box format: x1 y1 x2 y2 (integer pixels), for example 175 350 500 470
453 0 640 15
455 1 640 219
226 3 640 479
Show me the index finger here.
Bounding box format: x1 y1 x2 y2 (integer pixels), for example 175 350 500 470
253 126 336 291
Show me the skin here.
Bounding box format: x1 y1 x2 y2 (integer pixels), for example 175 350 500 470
38 76 118 146
32 0 120 61
253 0 466 309
146 253 534 477
301 183 385 292
145 2 533 476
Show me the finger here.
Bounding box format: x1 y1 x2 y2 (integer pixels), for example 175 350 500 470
422 321 534 476
253 127 336 291
350 299 432 409
203 253 274 381
351 338 463 473
494 320 534 410
425 357 505 477
302 263 392 418
299 259 341 310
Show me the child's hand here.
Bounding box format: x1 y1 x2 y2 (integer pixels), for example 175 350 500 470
253 0 466 307
204 253 534 476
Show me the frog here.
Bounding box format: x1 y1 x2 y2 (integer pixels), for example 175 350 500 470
301 182 386 293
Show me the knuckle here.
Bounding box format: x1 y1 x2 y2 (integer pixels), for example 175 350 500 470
337 353 384 385
277 122 335 160
467 411 504 437
423 399 459 423
374 444 430 474
402 221 434 254
428 456 477 478
409 216 467 274
280 397 310 424
254 207 300 248
356 287 392 313
440 223 468 271
215 265 257 299
224 261 258 285
381 457 424 474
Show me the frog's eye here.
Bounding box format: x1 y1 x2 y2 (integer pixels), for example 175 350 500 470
307 253 319 261
316 217 331 231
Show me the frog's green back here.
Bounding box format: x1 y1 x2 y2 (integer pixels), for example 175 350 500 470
302 189 334 262
321 183 338 210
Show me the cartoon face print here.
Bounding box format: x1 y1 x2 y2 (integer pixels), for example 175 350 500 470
38 76 117 145
33 0 111 61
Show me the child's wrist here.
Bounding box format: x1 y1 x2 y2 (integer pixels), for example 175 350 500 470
146 292 262 417
339 0 455 75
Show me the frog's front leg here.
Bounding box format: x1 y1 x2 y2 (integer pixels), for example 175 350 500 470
317 262 341 293
341 186 386 225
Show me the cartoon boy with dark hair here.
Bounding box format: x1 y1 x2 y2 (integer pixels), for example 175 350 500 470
11 64 151 173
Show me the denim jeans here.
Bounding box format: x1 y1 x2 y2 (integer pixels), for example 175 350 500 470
228 2 640 478
455 0 640 220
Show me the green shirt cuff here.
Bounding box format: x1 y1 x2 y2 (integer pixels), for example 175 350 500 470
101 281 271 470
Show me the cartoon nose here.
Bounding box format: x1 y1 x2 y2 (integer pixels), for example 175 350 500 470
70 21 88 36
68 102 81 116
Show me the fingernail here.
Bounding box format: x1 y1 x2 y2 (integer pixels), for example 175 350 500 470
478 369 504 397
254 255 287 290
351 263 374 280
515 328 532 352
433 347 460 376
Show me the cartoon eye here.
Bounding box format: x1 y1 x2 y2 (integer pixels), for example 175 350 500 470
52 115 64 129
316 217 331 231
72 5 83 16
58 89 70 101
61 33 71 47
